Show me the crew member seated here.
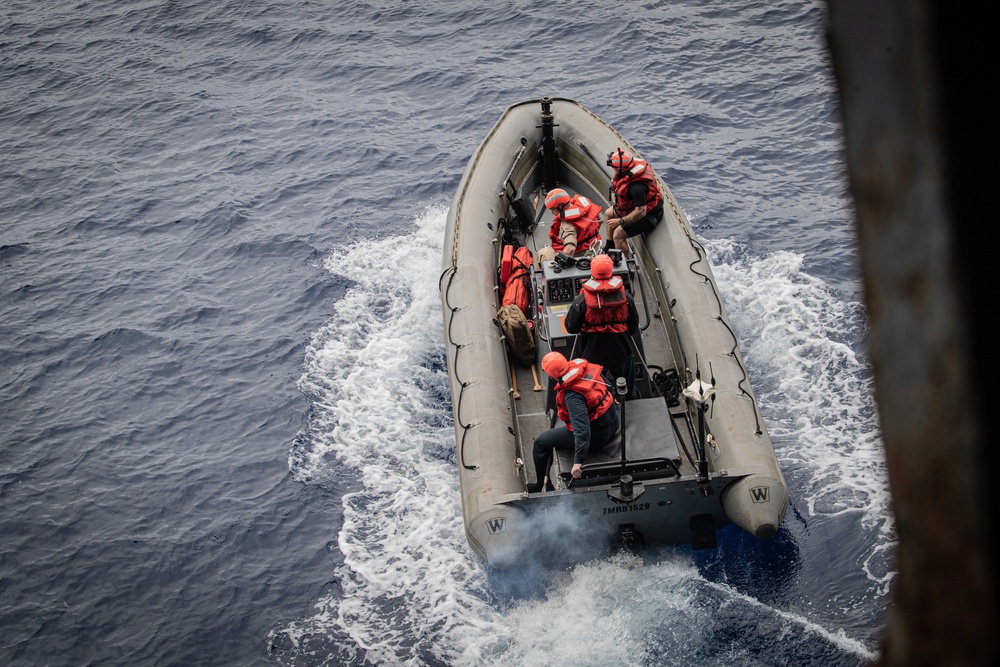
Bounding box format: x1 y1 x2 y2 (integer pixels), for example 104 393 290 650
541 188 604 260
527 351 620 492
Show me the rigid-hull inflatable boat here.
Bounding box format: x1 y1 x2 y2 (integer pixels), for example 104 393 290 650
440 97 788 569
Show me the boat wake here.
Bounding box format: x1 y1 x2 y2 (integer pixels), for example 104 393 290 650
706 238 893 594
271 207 886 665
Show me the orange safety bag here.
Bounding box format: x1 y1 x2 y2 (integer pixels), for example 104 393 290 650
501 246 533 316
500 244 514 287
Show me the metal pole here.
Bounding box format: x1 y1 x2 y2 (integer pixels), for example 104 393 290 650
616 377 628 476
697 402 709 481
539 97 558 192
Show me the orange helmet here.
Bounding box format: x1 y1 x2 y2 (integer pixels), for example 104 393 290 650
544 188 571 209
541 351 569 379
591 254 614 280
607 149 634 171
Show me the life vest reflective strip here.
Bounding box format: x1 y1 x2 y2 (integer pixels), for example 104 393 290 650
612 160 663 215
548 195 603 253
555 359 614 430
581 276 629 333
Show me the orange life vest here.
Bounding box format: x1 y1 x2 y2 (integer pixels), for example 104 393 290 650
581 275 629 333
555 358 614 430
548 194 602 253
612 160 663 216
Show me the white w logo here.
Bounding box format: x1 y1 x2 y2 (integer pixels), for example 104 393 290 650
749 486 769 503
486 517 506 534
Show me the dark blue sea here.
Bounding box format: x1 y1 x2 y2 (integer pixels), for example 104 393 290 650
1 1 888 665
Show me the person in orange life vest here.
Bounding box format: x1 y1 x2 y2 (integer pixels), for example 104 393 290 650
526 351 620 493
604 149 664 259
544 188 604 256
564 254 639 399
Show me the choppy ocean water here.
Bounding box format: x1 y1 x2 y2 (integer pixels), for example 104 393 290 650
1 1 888 665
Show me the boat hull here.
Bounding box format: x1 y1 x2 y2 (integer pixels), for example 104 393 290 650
441 98 787 568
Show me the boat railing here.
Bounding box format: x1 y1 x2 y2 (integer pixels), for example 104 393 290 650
627 248 653 332
562 456 682 489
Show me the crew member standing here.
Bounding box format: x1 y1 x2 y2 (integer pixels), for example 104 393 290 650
564 253 639 399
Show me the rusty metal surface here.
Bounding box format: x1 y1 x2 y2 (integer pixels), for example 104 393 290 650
826 1 996 664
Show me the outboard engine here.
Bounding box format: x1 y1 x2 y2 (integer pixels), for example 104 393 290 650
618 523 645 550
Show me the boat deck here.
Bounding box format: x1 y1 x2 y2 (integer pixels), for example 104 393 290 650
507 186 701 490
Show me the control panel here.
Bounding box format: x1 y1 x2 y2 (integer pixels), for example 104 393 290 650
540 252 629 355
546 275 586 304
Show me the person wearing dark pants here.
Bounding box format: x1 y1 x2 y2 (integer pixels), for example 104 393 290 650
604 148 664 259
564 253 640 400
528 351 620 492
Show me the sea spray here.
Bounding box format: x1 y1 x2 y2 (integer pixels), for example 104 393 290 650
273 210 884 665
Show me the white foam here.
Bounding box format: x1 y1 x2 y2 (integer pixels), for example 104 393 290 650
698 576 879 661
273 212 886 663
482 552 879 666
279 205 510 665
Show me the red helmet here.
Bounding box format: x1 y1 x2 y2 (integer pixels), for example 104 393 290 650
591 254 614 280
541 351 569 379
544 188 571 209
608 149 634 171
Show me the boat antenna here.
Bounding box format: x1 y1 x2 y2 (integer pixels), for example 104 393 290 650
606 376 638 503
682 353 717 484
709 361 716 419
616 377 629 478
606 148 628 212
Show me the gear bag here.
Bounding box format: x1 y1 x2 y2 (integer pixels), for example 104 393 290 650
497 303 536 367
